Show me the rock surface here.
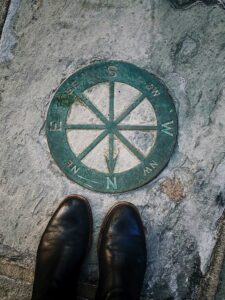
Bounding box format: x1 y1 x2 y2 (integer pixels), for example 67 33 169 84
0 0 10 37
170 0 225 9
0 1 225 299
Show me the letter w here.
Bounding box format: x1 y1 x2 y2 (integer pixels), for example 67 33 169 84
161 121 174 136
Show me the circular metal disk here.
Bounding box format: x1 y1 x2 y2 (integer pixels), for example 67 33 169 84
46 61 178 193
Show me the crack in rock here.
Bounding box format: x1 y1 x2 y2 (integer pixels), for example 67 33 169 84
0 0 21 64
0 0 11 38
169 0 225 9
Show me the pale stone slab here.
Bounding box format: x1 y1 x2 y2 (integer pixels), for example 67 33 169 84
0 1 225 299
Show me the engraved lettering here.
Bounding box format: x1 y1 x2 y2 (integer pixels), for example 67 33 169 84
107 177 117 189
144 167 152 176
161 121 174 136
49 121 62 132
57 82 79 107
108 66 117 77
143 160 158 176
67 160 74 168
70 80 79 88
152 90 160 97
64 80 79 95
149 161 158 169
146 83 160 97
71 165 80 174
67 160 80 174
65 87 74 95
56 94 72 107
57 93 67 101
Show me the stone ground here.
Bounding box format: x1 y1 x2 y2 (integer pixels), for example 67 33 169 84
0 1 225 299
0 0 10 37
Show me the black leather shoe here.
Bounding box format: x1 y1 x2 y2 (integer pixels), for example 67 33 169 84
31 195 93 300
95 202 147 300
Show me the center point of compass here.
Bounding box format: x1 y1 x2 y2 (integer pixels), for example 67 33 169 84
106 121 117 133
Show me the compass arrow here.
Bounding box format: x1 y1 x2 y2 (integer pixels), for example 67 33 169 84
105 154 118 173
105 133 118 173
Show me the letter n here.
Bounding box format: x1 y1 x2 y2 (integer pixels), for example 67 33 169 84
107 177 117 190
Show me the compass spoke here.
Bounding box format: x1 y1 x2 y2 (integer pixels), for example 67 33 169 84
77 130 108 161
115 94 145 125
66 124 106 130
109 133 114 163
109 81 115 122
75 92 109 124
115 131 144 161
117 125 158 131
105 132 118 173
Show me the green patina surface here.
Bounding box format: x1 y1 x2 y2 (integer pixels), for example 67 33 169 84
46 61 178 193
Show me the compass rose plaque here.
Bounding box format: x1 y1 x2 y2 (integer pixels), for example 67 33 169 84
46 61 178 193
